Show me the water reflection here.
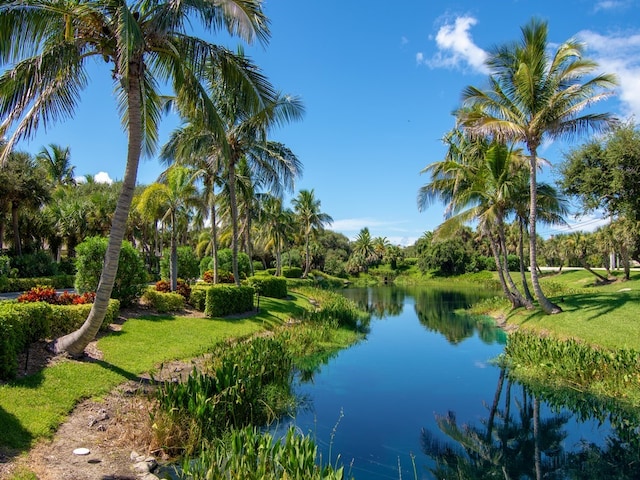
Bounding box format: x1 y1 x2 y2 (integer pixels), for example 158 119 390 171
422 367 640 479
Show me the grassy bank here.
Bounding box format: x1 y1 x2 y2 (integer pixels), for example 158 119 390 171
0 291 362 453
474 269 640 407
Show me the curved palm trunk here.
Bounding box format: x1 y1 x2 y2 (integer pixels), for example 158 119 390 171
528 152 561 314
487 227 524 308
533 396 542 480
54 67 143 356
498 219 533 310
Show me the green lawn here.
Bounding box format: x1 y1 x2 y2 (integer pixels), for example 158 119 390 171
0 295 304 450
505 269 640 350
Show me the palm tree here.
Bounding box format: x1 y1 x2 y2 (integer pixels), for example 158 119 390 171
167 82 304 285
419 129 532 308
36 144 76 187
0 0 272 355
257 194 293 276
457 18 618 314
292 189 333 277
138 166 201 291
349 227 376 274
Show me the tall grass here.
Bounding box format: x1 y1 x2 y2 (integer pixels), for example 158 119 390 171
181 426 346 480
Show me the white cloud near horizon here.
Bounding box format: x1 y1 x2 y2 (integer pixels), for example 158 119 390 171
75 171 114 184
578 30 640 120
418 15 488 74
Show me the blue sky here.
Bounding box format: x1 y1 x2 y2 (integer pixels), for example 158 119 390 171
15 0 640 246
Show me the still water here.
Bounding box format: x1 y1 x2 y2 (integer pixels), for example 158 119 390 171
276 286 640 479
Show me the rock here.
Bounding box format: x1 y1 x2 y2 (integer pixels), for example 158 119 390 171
139 474 160 480
132 457 158 474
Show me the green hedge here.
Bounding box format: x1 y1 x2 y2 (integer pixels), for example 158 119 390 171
141 288 185 313
245 276 288 299
0 300 120 380
189 285 208 311
266 267 302 278
0 275 75 293
204 285 255 318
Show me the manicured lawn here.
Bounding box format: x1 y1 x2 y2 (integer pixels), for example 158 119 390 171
0 295 305 450
505 269 640 350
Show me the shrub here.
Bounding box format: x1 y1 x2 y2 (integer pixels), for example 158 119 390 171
202 269 234 284
189 286 207 311
0 255 11 277
245 276 287 299
0 275 75 293
10 251 58 278
142 288 185 313
159 246 200 282
74 236 147 307
205 285 254 317
0 299 119 379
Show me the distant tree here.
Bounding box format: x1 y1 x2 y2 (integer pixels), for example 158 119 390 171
36 144 76 187
292 189 333 277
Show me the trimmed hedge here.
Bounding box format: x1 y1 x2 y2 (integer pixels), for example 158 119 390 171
0 275 75 293
0 299 120 380
266 267 302 278
142 288 185 313
204 285 255 318
245 276 287 299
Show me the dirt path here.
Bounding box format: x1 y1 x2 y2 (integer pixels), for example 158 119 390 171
0 307 204 480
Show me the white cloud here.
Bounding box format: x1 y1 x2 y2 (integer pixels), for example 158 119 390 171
594 0 630 12
578 30 640 119
421 15 488 74
94 171 114 184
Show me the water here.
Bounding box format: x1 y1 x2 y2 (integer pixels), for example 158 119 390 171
275 286 640 479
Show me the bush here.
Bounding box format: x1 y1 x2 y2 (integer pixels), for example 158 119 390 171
202 269 234 284
205 285 254 317
200 249 251 280
245 276 287 299
160 246 200 282
17 286 95 305
0 299 119 379
142 288 185 313
0 275 75 293
74 236 147 307
10 251 58 278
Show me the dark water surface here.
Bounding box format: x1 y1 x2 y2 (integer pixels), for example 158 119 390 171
274 286 640 479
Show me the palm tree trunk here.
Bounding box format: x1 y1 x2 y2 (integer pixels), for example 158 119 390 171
228 157 241 286
54 65 144 355
487 227 524 308
498 219 533 309
533 396 542 480
170 211 178 291
11 202 21 256
528 152 561 314
518 218 534 302
303 230 311 277
209 191 219 284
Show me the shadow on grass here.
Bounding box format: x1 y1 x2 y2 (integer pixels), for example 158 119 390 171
510 291 638 324
0 404 33 451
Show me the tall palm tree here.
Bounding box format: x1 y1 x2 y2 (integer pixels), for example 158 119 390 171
419 129 532 308
36 144 76 187
0 0 272 355
257 193 293 276
138 165 201 291
292 189 333 277
166 82 304 285
457 18 618 314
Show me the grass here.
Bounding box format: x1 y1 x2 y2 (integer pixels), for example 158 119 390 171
0 295 306 451
504 269 640 350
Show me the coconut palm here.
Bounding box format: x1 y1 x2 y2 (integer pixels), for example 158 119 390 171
36 144 76 187
0 0 272 354
138 165 201 291
292 189 333 277
457 18 618 314
163 75 304 286
256 193 294 276
419 129 532 308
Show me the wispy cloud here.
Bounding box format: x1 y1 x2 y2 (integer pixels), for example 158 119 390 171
593 0 630 12
330 218 417 246
578 30 640 119
418 15 488 74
